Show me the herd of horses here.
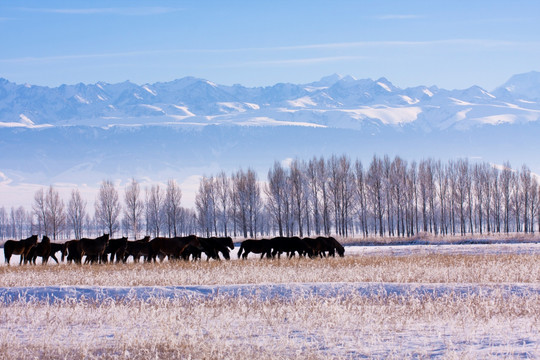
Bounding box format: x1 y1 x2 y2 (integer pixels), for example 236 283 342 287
2 234 345 265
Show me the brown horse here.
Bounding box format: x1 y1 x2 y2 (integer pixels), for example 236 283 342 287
237 239 273 259
4 235 38 265
79 234 109 264
148 235 200 262
26 235 52 264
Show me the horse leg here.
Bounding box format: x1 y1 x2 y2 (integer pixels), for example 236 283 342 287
50 253 59 264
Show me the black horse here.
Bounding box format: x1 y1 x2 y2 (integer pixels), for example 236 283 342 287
49 242 68 263
270 237 313 259
319 236 345 257
26 235 52 264
124 236 151 262
237 239 273 259
148 235 200 262
102 237 128 263
65 239 82 264
79 234 110 264
4 235 38 265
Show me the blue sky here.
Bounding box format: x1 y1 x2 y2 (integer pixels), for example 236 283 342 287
1 0 540 90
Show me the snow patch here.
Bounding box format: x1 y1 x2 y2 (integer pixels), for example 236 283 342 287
344 107 422 125
142 85 157 96
423 88 434 97
19 114 34 126
287 96 317 108
377 81 392 92
140 104 164 113
399 95 419 105
74 95 90 104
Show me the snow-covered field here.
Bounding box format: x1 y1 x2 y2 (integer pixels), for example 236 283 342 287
1 243 540 359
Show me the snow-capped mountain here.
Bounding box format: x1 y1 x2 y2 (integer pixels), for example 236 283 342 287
1 72 540 209
1 72 539 130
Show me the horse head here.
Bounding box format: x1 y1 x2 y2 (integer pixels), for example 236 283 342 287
226 237 234 249
28 235 38 246
42 235 51 244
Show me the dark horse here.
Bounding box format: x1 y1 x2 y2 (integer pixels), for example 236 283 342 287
26 235 52 264
79 234 110 264
270 236 313 259
237 239 273 259
210 236 234 260
317 236 345 257
49 242 68 263
4 235 38 265
65 239 82 264
101 236 128 263
123 236 151 262
148 235 200 262
195 236 234 261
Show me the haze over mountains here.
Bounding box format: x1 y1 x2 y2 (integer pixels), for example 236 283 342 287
1 71 539 207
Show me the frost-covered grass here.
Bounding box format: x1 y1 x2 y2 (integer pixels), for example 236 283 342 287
1 248 540 358
1 291 539 359
1 253 539 287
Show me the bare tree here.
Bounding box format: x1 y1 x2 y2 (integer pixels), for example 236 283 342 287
265 162 288 237
215 172 230 237
45 186 65 240
165 179 183 237
195 176 215 237
95 180 121 236
33 188 48 236
146 184 165 237
67 189 87 239
124 178 144 239
0 206 7 240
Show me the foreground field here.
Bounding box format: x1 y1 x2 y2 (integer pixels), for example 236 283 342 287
1 245 540 359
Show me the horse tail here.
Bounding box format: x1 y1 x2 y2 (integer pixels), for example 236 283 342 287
237 244 244 259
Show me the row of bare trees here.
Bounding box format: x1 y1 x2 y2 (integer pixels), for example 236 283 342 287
194 155 540 238
1 155 539 240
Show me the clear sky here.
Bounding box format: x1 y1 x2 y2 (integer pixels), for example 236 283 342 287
1 0 540 90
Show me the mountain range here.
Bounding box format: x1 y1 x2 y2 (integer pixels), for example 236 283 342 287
1 71 540 131
1 72 539 208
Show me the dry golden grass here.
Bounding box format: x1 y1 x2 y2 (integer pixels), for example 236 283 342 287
1 253 540 287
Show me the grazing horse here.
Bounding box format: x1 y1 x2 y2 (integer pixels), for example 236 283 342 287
27 235 52 265
79 234 109 264
319 236 345 257
237 239 273 259
4 235 38 265
124 236 151 262
148 235 200 262
102 237 128 263
270 237 313 259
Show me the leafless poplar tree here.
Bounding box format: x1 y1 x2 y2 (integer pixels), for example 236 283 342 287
124 178 144 239
165 179 183 237
95 180 121 236
67 189 87 239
